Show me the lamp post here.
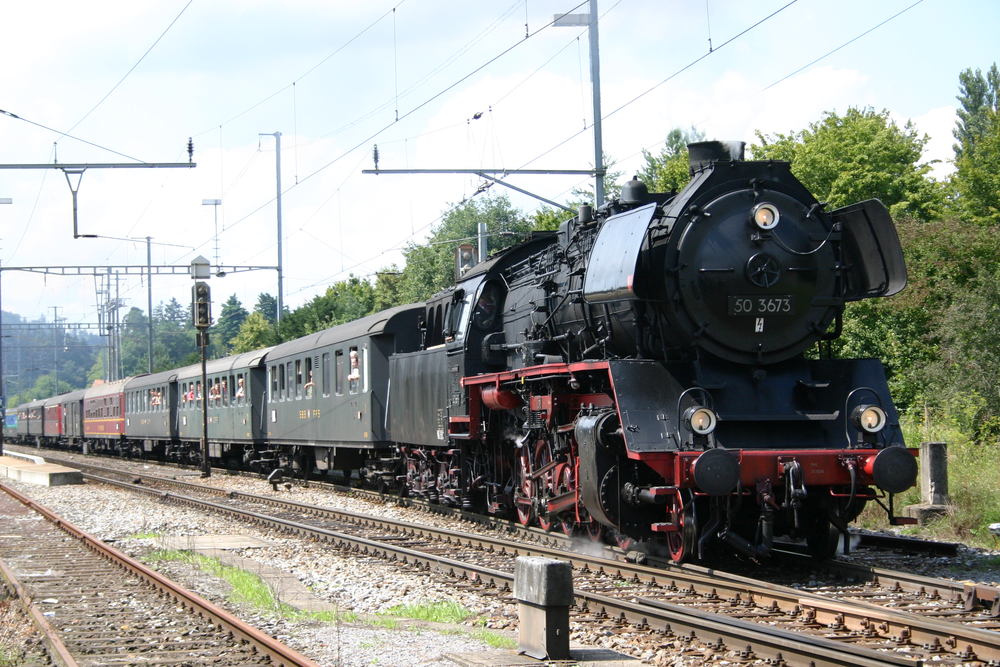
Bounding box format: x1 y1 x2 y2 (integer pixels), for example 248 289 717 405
0 197 11 455
190 256 211 478
201 199 222 272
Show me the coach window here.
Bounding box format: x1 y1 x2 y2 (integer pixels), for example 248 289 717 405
335 350 344 395
348 346 363 394
294 359 303 398
270 366 277 402
321 352 330 397
278 363 286 400
303 358 315 398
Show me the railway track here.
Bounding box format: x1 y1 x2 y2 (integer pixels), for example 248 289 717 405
0 480 318 667
26 451 1000 665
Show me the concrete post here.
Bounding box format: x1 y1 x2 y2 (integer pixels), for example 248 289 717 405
514 556 573 660
905 441 951 523
920 441 949 506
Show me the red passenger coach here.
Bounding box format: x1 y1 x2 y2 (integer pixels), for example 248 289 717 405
83 379 129 447
43 399 63 439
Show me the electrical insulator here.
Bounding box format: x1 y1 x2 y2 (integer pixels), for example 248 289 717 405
192 281 212 328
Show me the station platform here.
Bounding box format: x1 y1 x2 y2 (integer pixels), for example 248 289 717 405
0 453 83 486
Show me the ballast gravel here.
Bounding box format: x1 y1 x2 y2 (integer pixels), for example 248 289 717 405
2 477 516 667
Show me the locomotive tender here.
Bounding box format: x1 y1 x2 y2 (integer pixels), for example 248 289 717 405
9 141 917 562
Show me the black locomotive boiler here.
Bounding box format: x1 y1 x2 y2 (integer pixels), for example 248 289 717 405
390 140 917 561
10 141 918 563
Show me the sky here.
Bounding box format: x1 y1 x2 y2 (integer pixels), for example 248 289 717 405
0 0 996 328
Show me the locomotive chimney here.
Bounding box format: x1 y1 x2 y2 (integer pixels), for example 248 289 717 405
688 140 746 174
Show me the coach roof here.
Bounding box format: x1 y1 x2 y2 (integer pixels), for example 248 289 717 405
266 303 422 360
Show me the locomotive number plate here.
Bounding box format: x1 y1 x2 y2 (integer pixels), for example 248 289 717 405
728 295 793 316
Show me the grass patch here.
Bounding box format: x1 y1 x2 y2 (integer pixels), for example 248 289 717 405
469 628 517 649
370 616 399 629
856 415 1000 549
126 531 162 539
141 551 508 650
382 600 472 624
145 549 301 615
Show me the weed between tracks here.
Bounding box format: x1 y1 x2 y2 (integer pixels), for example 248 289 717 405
142 549 514 648
0 598 41 667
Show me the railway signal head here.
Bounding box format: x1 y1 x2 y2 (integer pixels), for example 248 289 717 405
192 281 212 328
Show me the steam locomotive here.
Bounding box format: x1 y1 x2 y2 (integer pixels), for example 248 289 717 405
9 141 917 562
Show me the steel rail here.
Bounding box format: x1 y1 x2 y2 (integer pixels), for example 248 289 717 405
0 557 78 667
0 481 320 667
28 452 1000 608
80 473 932 665
28 452 1000 663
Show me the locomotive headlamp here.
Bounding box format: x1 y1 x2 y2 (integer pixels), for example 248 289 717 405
685 406 718 435
851 404 887 433
751 203 780 230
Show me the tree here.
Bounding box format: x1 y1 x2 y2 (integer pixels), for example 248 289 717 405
231 312 277 353
639 127 705 194
372 268 404 311
571 152 624 204
953 63 1000 159
922 264 1000 438
954 106 1000 226
275 275 375 341
397 195 534 303
531 206 574 232
752 107 945 221
215 295 248 353
118 307 150 376
254 293 278 325
153 298 197 372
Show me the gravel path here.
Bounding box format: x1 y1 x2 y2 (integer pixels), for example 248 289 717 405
1 478 518 667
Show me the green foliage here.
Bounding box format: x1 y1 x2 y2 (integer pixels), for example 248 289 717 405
372 268 404 311
888 422 1000 547
920 264 1000 439
396 195 533 303
276 275 375 341
231 312 277 353
382 600 472 624
831 215 999 422
752 107 945 220
254 293 278 325
8 373 74 406
953 63 1000 158
638 127 704 193
469 628 517 649
215 294 249 353
530 206 573 232
954 107 1000 225
570 151 624 204
145 550 292 614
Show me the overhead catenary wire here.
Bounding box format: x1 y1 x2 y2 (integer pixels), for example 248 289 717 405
214 1 589 239
63 0 195 137
517 1 800 171
763 0 926 90
166 2 569 272
0 109 145 163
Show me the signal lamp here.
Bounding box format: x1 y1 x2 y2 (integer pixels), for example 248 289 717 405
751 203 780 230
684 406 718 435
852 404 887 433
